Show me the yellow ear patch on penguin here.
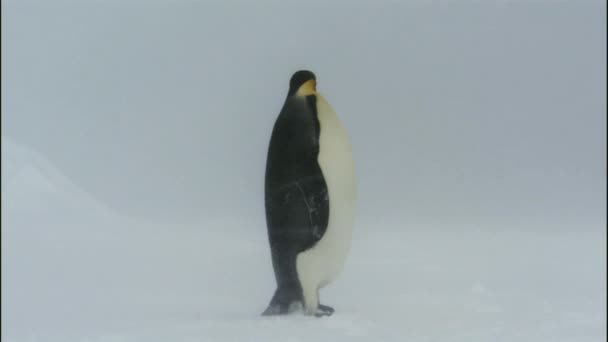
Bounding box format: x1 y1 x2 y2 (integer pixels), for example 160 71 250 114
296 79 317 97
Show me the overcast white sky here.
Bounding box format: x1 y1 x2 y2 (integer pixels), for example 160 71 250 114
2 0 606 230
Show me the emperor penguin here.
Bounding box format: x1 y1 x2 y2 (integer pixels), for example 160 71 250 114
263 70 357 317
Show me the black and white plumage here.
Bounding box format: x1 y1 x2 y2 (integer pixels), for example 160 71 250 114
263 70 356 317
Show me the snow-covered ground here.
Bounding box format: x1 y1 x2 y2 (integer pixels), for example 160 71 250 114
2 137 606 342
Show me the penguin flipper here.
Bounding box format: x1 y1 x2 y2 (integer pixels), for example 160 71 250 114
290 176 329 245
266 175 329 255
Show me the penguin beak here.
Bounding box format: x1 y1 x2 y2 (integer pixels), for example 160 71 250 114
296 79 317 96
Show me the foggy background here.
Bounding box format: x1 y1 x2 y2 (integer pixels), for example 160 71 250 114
3 0 605 229
1 0 606 341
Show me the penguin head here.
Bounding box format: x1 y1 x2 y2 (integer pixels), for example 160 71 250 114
288 70 317 97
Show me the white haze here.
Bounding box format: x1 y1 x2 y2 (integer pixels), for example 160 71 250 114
1 0 606 341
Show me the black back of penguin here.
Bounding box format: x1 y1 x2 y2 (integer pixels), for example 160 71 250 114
264 71 330 298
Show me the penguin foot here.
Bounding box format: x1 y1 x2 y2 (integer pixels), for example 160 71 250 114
262 287 303 316
262 304 286 316
262 301 302 316
314 304 335 317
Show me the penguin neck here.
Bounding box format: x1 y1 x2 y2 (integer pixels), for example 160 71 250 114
296 88 316 97
291 79 317 97
286 92 319 106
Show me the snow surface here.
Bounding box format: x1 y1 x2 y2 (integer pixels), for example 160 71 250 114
2 137 606 342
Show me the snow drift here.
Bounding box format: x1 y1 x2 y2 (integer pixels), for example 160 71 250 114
1 137 606 342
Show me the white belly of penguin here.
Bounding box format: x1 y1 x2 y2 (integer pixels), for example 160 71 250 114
296 94 357 306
